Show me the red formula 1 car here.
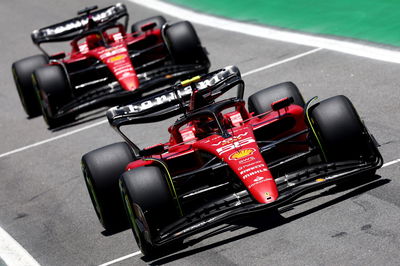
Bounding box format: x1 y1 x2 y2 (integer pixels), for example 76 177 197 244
12 3 209 128
81 66 382 257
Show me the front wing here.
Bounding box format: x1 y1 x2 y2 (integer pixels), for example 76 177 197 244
153 148 383 246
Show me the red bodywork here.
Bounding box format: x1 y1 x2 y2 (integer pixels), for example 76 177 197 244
55 26 164 91
126 100 307 205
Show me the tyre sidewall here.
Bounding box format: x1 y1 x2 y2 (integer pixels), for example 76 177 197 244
12 55 48 117
310 95 368 161
81 142 135 231
248 82 305 115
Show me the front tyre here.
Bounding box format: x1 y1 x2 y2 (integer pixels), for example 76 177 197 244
120 166 177 257
12 55 48 117
33 65 73 128
309 95 376 164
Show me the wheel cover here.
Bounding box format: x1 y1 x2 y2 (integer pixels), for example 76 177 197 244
122 187 152 250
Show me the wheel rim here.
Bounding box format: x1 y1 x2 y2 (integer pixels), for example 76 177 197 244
121 184 151 251
82 165 105 227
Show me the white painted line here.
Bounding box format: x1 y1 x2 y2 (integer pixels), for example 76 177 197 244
98 251 141 266
382 158 400 168
129 0 400 64
242 47 323 77
0 119 107 159
0 226 40 266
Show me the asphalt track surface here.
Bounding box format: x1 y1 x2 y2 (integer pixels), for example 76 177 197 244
1 1 400 265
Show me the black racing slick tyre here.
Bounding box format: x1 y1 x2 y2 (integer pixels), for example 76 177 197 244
81 142 135 232
309 95 373 163
33 65 73 128
131 15 166 34
12 55 48 117
164 21 209 65
120 166 177 257
248 82 305 115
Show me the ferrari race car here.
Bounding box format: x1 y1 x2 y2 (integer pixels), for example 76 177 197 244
81 66 382 256
12 3 209 128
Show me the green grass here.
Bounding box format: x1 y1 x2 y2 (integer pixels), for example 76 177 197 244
167 0 400 46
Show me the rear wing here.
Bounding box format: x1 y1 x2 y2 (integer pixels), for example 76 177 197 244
106 66 243 129
31 3 128 45
107 65 243 157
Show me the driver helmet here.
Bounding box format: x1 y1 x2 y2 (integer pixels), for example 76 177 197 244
86 33 103 49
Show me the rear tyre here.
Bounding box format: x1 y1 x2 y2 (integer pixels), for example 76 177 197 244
81 142 135 232
12 55 48 117
248 82 305 115
120 166 177 257
33 65 73 128
309 95 374 163
131 16 166 34
164 21 209 65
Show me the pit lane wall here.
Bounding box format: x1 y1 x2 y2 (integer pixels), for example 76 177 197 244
166 0 400 47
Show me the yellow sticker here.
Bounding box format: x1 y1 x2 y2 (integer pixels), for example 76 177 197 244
229 148 255 160
181 75 201 86
109 54 126 62
316 178 325 182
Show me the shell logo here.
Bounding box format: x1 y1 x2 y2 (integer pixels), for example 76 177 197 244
108 54 126 63
229 148 255 160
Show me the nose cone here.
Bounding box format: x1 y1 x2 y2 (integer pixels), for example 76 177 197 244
119 74 139 91
248 178 279 204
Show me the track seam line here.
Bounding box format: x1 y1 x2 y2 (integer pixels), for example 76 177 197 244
242 47 323 77
0 119 108 159
97 251 141 266
382 158 400 168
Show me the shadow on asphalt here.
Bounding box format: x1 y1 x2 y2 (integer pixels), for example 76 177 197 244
50 108 108 132
147 174 389 265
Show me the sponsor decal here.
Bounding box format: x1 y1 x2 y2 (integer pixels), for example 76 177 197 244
229 148 255 160
265 192 272 201
125 86 192 113
99 47 127 60
108 54 126 63
211 132 248 146
239 164 266 175
39 6 122 37
248 178 273 189
216 137 256 155
253 176 264 182
237 160 263 170
238 156 256 164
242 168 268 179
